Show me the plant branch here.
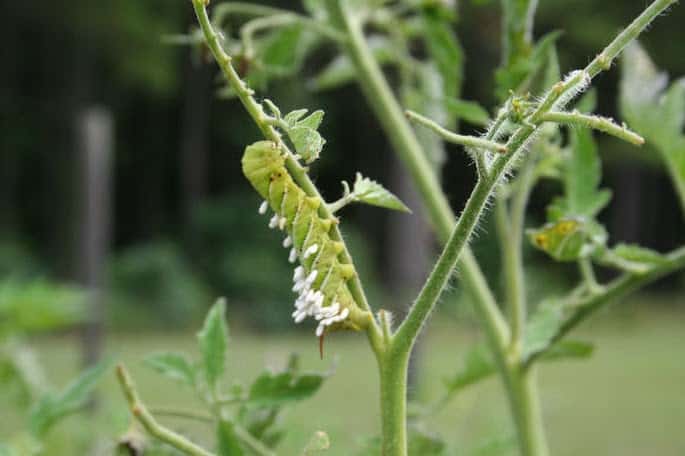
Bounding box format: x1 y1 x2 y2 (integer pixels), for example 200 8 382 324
405 110 508 154
528 245 685 365
191 0 381 350
540 111 644 146
151 407 214 423
586 0 679 79
213 2 344 42
233 424 278 456
326 0 509 358
116 365 216 456
496 154 535 355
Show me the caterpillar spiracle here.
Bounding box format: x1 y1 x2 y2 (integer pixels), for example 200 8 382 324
242 141 368 338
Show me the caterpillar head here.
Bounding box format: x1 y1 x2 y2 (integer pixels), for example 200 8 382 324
241 141 284 198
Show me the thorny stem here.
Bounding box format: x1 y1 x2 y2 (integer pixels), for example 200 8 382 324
116 365 216 456
191 0 382 351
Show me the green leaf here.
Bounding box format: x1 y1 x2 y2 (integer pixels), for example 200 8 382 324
401 63 449 170
257 25 318 77
596 243 668 274
540 340 594 361
0 344 49 405
310 37 397 91
469 434 516 456
524 306 594 363
197 298 229 390
620 42 685 206
296 110 325 131
351 173 412 213
283 109 309 125
303 431 330 454
444 344 496 395
420 9 464 102
29 358 112 437
217 420 244 456
408 425 446 456
564 128 612 218
611 244 667 266
527 218 604 262
495 31 563 100
443 98 491 127
144 352 195 387
523 301 564 360
248 371 324 407
288 126 325 164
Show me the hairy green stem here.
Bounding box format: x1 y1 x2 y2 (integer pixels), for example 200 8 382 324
116 365 216 456
540 111 644 146
507 366 549 456
191 0 382 351
324 4 509 454
328 1 677 454
377 343 410 456
406 110 508 154
394 179 495 353
496 160 534 356
578 257 602 294
328 0 508 349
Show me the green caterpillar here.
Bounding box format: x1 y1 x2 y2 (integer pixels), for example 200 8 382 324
241 141 366 337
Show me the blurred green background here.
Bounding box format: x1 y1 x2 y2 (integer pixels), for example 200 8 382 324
1 0 684 454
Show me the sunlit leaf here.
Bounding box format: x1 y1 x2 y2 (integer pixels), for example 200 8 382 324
351 173 412 213
289 126 325 164
283 109 309 125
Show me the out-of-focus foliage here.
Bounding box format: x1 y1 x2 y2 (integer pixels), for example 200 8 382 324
108 242 210 329
129 300 328 454
620 42 685 210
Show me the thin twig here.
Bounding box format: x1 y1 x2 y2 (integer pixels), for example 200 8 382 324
406 110 508 154
116 365 216 456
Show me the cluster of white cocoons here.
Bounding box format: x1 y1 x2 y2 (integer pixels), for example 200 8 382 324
259 200 350 336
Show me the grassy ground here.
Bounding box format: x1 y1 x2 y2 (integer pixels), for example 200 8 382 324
4 301 685 455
